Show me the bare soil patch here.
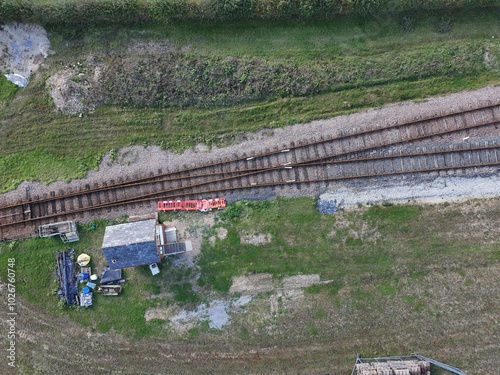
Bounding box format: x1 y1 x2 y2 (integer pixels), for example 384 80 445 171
229 273 275 295
240 232 272 245
229 274 322 295
164 213 215 266
281 274 320 290
208 227 228 245
144 273 323 334
46 68 96 114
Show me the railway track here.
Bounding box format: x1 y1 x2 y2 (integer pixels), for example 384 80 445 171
1 102 500 239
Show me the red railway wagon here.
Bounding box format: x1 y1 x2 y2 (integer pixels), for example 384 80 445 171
158 197 226 212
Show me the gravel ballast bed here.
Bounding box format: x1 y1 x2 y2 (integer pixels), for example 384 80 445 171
1 86 500 226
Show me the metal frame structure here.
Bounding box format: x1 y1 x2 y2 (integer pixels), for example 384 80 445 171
39 220 79 243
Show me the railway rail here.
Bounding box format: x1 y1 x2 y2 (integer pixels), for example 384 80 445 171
1 102 500 239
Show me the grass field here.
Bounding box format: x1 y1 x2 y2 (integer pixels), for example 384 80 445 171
0 198 499 373
0 9 499 192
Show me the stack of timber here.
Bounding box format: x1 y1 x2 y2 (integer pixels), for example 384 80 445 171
355 360 430 375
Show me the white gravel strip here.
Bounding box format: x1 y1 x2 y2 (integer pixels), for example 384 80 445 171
319 174 500 209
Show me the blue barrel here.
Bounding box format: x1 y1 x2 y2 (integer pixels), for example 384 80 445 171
82 287 90 294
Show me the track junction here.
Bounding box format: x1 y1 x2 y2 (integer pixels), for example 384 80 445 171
1 101 500 239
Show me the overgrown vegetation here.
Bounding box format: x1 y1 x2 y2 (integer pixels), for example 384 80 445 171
96 41 490 108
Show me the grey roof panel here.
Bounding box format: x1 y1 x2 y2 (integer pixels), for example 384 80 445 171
103 241 160 269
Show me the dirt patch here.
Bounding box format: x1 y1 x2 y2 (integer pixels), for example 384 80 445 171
230 273 322 296
269 275 321 317
0 22 51 79
45 55 108 114
145 305 179 322
46 69 95 115
229 273 274 295
162 213 215 267
270 288 305 317
208 227 228 245
144 274 322 333
281 274 320 290
329 214 381 243
240 232 272 245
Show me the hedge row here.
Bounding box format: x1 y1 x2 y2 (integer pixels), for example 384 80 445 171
0 0 499 25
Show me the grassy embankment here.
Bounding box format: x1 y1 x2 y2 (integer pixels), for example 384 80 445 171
0 9 499 192
0 198 499 372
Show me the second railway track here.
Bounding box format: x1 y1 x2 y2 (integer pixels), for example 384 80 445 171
2 102 500 239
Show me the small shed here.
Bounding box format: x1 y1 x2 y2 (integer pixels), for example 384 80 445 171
102 219 160 269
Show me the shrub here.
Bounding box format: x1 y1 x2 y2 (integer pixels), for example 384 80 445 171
436 17 452 33
151 0 190 20
400 16 414 33
212 0 254 20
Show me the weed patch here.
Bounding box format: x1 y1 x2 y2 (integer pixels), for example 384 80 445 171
65 40 491 111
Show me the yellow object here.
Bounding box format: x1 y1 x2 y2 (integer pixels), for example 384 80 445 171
77 253 90 266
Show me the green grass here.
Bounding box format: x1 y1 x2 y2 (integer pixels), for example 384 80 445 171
170 282 200 304
161 12 500 63
0 9 499 191
199 199 344 290
0 76 18 104
198 198 500 294
199 198 339 290
363 204 420 231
